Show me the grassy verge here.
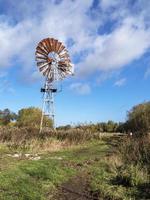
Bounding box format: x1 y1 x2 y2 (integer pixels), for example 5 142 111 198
0 134 150 199
0 138 108 200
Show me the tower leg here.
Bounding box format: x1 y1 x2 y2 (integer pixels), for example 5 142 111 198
40 80 56 132
40 92 46 132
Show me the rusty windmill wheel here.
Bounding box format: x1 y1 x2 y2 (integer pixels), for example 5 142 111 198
35 38 73 82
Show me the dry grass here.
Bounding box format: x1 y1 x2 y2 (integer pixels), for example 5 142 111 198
0 127 114 153
118 134 150 167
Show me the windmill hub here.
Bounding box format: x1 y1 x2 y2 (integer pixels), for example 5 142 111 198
35 38 74 131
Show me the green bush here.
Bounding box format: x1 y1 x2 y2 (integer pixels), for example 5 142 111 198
17 107 53 128
118 136 150 167
126 102 150 134
114 165 149 187
0 109 17 126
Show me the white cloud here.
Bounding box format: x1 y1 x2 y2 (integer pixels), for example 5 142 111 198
0 0 150 83
77 17 150 76
114 78 126 87
70 83 91 95
0 0 95 77
96 70 120 85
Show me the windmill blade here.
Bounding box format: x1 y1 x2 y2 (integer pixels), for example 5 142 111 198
35 37 74 81
38 61 51 69
39 64 50 72
59 52 70 59
45 38 52 52
58 61 67 67
36 52 47 59
48 38 53 52
53 39 58 52
58 44 65 54
38 58 53 72
58 65 67 72
45 65 52 77
50 38 55 51
43 65 51 76
36 49 48 57
58 62 68 68
58 63 69 71
60 58 71 63
55 41 62 52
59 49 68 55
42 40 50 53
38 42 49 54
36 46 48 56
59 50 69 57
37 61 47 67
36 56 48 61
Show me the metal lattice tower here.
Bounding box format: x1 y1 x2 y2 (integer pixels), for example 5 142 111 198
35 38 74 132
40 80 56 131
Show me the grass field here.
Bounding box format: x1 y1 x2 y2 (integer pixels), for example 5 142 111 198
0 134 150 200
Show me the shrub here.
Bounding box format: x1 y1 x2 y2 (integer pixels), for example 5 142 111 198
113 165 149 187
118 136 150 167
0 109 17 126
126 102 150 134
16 107 53 128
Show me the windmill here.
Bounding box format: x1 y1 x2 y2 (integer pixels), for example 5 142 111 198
35 38 74 131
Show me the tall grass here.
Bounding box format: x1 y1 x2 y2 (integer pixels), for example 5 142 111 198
111 135 150 197
0 127 105 152
118 135 150 167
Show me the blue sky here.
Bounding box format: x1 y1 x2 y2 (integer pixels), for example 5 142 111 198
0 0 150 126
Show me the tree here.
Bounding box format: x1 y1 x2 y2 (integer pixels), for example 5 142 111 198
0 108 17 126
106 120 118 132
17 107 53 128
126 102 150 135
116 122 126 133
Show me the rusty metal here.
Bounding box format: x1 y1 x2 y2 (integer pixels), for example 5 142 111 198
35 38 73 82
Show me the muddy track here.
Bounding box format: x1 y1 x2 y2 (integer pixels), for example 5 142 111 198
53 173 99 200
52 135 122 200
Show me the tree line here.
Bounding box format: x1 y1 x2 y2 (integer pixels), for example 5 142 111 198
0 107 53 128
57 101 150 135
0 101 150 135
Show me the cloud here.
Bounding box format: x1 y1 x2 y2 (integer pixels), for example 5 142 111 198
0 0 95 78
77 17 150 77
100 0 121 10
144 67 150 79
0 0 150 84
69 83 91 95
114 78 126 87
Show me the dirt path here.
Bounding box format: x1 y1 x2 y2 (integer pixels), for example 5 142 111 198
54 173 99 200
53 135 122 200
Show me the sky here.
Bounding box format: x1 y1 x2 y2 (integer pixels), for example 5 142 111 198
0 0 150 126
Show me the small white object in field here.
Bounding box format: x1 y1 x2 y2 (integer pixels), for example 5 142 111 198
130 132 133 136
31 156 41 160
25 154 31 158
7 153 41 160
50 156 63 160
11 153 21 158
